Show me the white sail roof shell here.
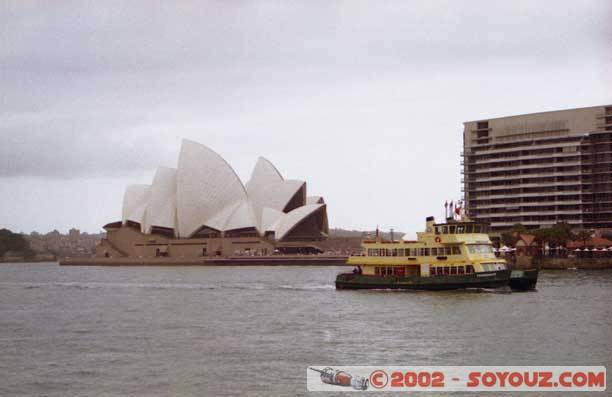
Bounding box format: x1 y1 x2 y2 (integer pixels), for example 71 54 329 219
122 184 151 226
245 157 283 194
223 200 257 231
273 203 325 240
261 207 284 232
248 180 305 230
143 167 177 234
202 199 257 232
176 140 247 237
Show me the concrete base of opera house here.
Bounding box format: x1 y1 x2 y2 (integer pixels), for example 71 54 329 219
59 255 349 266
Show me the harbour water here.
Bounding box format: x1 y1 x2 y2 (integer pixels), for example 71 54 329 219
1 263 611 396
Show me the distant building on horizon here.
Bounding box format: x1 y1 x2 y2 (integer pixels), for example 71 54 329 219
96 140 329 258
462 104 612 232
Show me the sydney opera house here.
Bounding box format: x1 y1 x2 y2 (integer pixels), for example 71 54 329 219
96 140 329 258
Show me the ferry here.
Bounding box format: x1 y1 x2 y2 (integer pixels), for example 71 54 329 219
336 216 511 290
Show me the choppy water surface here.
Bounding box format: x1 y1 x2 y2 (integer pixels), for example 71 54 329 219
0 263 611 396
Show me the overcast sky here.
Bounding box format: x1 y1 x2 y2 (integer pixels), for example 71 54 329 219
1 1 611 234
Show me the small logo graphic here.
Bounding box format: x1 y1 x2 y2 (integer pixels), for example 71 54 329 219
308 367 369 390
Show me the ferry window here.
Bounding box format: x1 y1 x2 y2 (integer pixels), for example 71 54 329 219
411 248 418 256
430 267 435 276
442 226 448 234
392 249 397 257
456 225 465 233
445 247 452 255
466 265 475 274
431 247 437 255
434 227 439 234
452 246 461 255
449 226 456 234
387 249 393 256
450 266 458 275
437 267 444 275
443 266 450 275
375 267 380 275
473 225 481 233
387 267 393 276
380 249 386 257
381 267 386 276
458 266 465 274
467 245 493 254
367 249 372 256
465 224 473 233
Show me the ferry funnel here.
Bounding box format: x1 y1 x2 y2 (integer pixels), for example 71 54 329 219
425 216 435 233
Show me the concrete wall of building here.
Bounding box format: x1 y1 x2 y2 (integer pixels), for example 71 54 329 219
463 105 606 145
97 225 277 258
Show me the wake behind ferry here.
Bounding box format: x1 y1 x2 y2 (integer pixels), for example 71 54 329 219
336 216 511 290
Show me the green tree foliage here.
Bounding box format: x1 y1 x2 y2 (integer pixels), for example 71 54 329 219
532 222 574 248
510 223 528 234
573 229 592 246
0 228 33 257
500 232 515 247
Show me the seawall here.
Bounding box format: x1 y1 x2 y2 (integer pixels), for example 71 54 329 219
535 257 612 270
59 255 349 266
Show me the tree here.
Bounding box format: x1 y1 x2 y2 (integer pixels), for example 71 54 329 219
500 232 515 247
0 228 34 258
538 222 574 248
573 229 592 247
510 223 528 234
532 228 550 246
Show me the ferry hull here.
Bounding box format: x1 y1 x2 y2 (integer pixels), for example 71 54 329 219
335 270 511 291
509 269 539 291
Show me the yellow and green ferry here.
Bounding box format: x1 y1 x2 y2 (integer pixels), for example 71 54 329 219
336 216 511 290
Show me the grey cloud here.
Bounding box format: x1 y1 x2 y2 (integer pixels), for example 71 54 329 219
0 0 610 179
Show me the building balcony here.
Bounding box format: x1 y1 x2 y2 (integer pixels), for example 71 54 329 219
466 151 582 166
467 141 581 156
489 219 583 227
467 161 583 175
469 200 583 209
469 190 583 200
469 171 582 183
475 209 583 217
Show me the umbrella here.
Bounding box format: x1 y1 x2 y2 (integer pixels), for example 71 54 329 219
583 248 591 251
574 248 582 252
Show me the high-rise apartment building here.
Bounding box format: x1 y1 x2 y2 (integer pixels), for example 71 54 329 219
462 105 612 232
